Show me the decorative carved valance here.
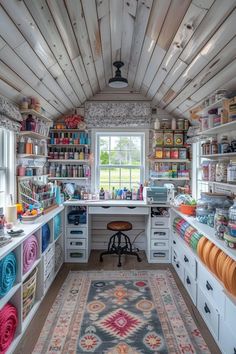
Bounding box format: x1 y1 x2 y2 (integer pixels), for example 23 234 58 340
85 101 151 128
0 115 21 132
0 95 22 122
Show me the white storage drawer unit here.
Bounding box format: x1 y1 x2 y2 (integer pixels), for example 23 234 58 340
151 229 169 239
197 286 219 340
67 238 87 249
198 262 225 314
184 269 197 305
66 249 87 262
180 246 197 279
66 227 88 238
150 250 170 262
88 206 149 215
219 320 236 354
172 250 184 282
151 217 169 228
150 239 169 250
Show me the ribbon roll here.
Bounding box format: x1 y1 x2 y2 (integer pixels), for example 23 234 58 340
23 235 38 274
0 252 17 297
0 303 18 353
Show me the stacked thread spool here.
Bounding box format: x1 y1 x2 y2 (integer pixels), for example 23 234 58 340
197 237 236 297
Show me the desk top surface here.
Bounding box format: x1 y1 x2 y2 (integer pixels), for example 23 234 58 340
64 200 170 207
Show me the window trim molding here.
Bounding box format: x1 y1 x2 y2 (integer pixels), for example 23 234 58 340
91 129 149 193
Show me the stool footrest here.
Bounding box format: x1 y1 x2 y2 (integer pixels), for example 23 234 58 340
100 230 142 267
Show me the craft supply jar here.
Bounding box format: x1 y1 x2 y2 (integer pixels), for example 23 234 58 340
216 160 228 182
227 162 236 183
179 148 187 160
201 161 210 181
177 119 184 130
208 161 217 181
210 138 218 155
229 200 236 222
219 136 230 154
214 208 229 239
170 148 179 159
155 148 163 159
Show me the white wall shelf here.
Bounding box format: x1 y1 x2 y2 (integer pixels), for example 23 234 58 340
196 98 226 116
149 159 190 163
48 159 89 164
48 144 89 147
150 177 190 181
48 177 88 181
17 154 47 159
19 131 49 140
49 129 88 132
172 208 236 262
20 109 52 123
197 120 236 136
200 152 236 159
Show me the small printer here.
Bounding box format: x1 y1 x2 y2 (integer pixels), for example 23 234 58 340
143 184 175 204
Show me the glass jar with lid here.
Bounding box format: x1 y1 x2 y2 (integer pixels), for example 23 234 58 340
214 208 229 239
216 160 228 182
210 137 218 155
208 161 217 181
227 162 236 183
201 160 210 181
219 136 230 154
177 119 184 130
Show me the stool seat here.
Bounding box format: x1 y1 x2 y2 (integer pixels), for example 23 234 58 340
107 221 132 231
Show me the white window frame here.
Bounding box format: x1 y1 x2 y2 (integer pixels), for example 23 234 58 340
0 128 16 209
94 130 148 192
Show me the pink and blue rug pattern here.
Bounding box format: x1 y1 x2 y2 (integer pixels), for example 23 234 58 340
33 270 210 354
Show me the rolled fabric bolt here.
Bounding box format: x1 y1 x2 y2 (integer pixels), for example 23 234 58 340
0 252 17 297
5 206 17 224
0 303 18 354
23 235 38 273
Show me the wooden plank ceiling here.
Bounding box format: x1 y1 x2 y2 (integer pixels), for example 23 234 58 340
0 0 236 119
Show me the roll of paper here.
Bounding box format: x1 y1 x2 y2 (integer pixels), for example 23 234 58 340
5 206 17 223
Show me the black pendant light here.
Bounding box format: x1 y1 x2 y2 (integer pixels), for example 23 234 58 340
108 61 128 88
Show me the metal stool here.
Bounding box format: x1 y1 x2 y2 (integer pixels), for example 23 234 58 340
100 221 142 267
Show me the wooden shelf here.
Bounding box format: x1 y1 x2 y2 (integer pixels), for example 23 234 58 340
149 159 190 163
48 159 89 163
17 154 47 159
20 109 52 123
150 177 189 181
50 128 88 132
17 175 49 180
197 120 236 136
198 180 236 188
151 129 188 132
19 131 49 140
196 98 226 116
48 144 89 147
200 152 236 159
48 177 88 181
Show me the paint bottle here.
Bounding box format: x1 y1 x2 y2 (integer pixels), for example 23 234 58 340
25 138 33 154
18 137 25 154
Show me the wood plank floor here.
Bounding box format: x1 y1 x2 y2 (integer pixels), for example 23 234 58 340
14 251 221 354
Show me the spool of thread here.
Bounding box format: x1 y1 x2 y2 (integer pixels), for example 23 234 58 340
5 206 17 224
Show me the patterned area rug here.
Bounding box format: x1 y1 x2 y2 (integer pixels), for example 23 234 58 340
33 270 210 354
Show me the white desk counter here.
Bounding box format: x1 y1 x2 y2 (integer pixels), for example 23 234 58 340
64 200 170 207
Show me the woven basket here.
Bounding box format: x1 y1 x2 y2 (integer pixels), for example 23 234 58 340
23 267 37 320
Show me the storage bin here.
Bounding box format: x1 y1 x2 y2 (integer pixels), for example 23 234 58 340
23 267 38 320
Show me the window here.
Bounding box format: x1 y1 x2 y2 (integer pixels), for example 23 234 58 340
0 128 15 208
96 132 145 192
